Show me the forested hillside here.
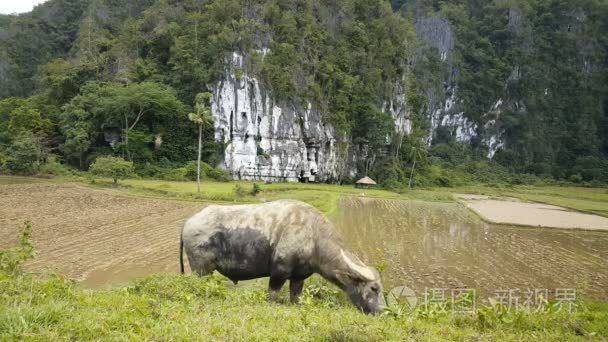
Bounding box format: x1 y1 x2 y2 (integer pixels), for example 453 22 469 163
0 0 606 186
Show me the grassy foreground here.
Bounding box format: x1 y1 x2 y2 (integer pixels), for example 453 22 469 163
2 270 607 341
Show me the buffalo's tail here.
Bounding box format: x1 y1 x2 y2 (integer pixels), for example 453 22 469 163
179 227 185 274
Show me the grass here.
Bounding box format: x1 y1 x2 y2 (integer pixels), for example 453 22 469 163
1 271 607 341
111 179 454 216
108 178 405 216
115 179 607 218
0 175 55 185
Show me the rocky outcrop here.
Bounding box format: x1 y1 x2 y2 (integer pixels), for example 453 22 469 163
383 81 412 136
414 15 505 157
211 53 343 182
211 52 414 182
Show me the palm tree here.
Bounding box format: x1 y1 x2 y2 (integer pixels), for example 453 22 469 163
188 92 213 193
408 146 426 189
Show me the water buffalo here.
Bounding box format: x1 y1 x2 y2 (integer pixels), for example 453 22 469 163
180 199 383 314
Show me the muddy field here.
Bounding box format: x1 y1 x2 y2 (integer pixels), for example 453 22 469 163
457 194 608 230
334 197 608 300
2 182 607 300
0 183 204 287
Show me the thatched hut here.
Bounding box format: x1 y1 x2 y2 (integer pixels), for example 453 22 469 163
355 176 377 188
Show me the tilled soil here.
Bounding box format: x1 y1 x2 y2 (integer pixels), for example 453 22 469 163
0 183 204 287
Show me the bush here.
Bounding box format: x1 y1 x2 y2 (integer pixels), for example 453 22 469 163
0 222 34 275
233 184 248 198
568 173 583 183
89 156 134 184
378 158 407 190
185 161 231 182
251 183 261 196
135 161 187 181
38 155 73 176
572 156 608 182
5 135 41 175
234 183 263 198
0 153 9 172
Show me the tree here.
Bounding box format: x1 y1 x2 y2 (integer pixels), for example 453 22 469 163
188 92 213 193
8 105 52 136
59 82 186 165
106 82 185 160
4 133 42 175
89 155 134 184
61 123 92 170
408 146 427 189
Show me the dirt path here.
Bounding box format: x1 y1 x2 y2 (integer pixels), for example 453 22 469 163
0 183 204 286
457 194 608 230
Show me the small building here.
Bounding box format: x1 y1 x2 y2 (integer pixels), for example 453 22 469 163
355 176 377 188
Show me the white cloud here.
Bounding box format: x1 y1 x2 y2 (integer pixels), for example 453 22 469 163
0 0 49 14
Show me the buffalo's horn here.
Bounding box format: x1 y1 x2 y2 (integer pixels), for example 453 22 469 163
340 249 375 281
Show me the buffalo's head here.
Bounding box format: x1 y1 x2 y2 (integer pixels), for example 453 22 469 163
336 250 384 315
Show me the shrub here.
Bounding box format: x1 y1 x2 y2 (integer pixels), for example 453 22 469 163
232 183 262 198
89 156 134 184
378 158 407 190
572 156 608 182
5 135 41 175
38 155 73 176
0 222 34 275
568 173 583 183
205 165 231 182
0 153 9 172
185 161 231 182
233 184 248 198
251 183 261 196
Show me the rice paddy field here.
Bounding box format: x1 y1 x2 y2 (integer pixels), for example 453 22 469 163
1 175 607 340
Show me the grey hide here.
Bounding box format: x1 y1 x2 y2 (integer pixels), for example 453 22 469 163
180 199 383 314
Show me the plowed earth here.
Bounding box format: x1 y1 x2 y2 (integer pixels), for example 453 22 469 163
0 183 204 287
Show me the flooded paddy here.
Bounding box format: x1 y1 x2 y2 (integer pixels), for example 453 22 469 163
2 181 606 299
333 197 608 300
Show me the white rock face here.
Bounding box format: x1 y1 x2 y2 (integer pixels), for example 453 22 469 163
211 52 412 182
383 82 413 136
211 53 341 182
428 89 478 144
427 86 505 158
440 112 477 143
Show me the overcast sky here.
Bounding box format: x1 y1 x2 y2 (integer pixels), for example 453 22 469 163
0 0 49 14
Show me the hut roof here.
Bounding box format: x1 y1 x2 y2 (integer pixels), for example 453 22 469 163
356 176 377 185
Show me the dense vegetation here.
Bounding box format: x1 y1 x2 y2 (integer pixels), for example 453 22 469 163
405 0 608 183
0 0 607 187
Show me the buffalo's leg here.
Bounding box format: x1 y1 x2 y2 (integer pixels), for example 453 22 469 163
268 276 287 301
289 279 305 303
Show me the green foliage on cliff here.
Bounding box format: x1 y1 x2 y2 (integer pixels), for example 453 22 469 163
0 0 607 185
398 0 608 183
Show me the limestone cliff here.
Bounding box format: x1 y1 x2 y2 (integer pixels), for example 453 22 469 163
211 53 343 182
414 15 505 158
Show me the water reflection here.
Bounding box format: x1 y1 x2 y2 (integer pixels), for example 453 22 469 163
333 197 608 300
